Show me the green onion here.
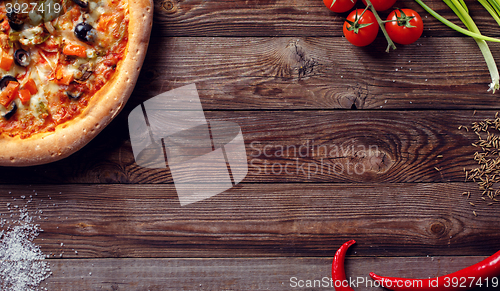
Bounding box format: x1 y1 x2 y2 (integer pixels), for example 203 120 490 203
478 0 500 26
415 0 500 92
447 0 499 92
415 0 500 42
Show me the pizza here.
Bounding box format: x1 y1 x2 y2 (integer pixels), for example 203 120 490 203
0 0 153 166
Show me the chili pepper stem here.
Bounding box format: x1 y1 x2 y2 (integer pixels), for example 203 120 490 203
364 0 397 52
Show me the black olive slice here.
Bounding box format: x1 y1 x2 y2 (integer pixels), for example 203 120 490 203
66 91 83 100
7 11 23 31
0 76 19 90
74 23 96 42
72 0 89 8
14 49 30 67
2 102 17 120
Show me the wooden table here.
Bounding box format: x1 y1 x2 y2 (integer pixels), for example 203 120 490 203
2 0 500 290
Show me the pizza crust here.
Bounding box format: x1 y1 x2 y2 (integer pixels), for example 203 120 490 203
0 0 153 166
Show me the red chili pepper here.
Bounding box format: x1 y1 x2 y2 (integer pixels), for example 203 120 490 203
370 250 500 291
332 240 356 291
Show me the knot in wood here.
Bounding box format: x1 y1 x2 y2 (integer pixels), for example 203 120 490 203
337 84 368 109
430 221 446 236
161 0 177 13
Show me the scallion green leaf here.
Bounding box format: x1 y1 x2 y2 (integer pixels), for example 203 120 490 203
415 0 500 92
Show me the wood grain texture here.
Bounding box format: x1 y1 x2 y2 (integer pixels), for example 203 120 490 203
2 1 499 290
0 183 498 258
0 110 491 184
134 36 500 109
43 256 498 291
151 0 500 37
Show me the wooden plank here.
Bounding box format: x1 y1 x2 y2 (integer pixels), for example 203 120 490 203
135 37 500 109
0 183 498 258
151 0 500 37
44 256 498 290
0 110 492 184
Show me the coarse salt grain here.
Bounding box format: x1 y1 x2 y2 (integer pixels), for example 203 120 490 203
0 200 51 290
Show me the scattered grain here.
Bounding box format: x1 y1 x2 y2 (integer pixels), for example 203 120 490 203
461 112 500 208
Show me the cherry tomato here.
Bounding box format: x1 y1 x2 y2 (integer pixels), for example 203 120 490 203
343 9 379 47
361 0 397 11
323 0 356 13
385 9 424 45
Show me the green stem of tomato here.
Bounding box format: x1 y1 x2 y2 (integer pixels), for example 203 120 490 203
364 0 397 52
346 6 375 34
